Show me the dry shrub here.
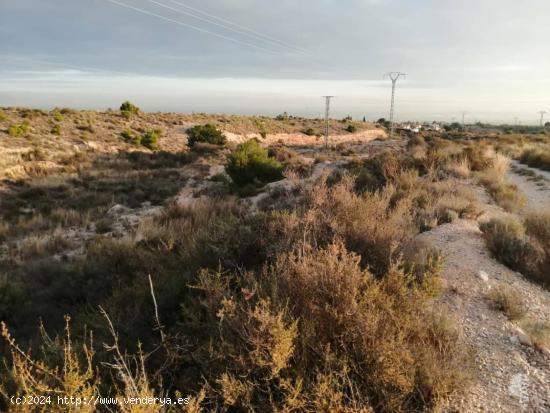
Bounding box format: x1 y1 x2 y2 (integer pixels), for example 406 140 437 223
480 216 529 269
0 221 9 242
519 147 550 171
483 181 526 212
487 285 526 320
463 144 493 171
478 153 526 212
524 211 550 287
445 158 470 178
16 228 73 260
391 172 479 230
303 175 417 276
0 315 178 413
521 321 550 350
1 317 99 413
195 242 471 412
481 216 548 288
401 240 444 298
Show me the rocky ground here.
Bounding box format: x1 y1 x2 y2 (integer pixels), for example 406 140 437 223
418 163 550 412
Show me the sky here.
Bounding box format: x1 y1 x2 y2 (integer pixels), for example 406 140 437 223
1 0 549 123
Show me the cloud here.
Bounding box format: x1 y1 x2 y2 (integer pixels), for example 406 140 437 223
1 0 549 121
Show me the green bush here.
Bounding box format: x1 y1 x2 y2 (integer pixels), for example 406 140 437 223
50 124 61 136
302 127 316 136
120 129 141 145
226 139 284 186
52 111 64 122
141 130 161 150
7 121 30 137
377 118 390 128
186 124 226 147
0 110 7 122
346 124 357 133
120 100 139 119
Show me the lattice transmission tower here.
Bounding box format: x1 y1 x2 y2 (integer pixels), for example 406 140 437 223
384 72 406 138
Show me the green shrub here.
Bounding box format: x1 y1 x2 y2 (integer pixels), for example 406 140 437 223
186 124 226 147
275 112 289 121
120 100 139 119
52 111 64 122
302 127 316 136
346 124 357 133
0 110 6 122
377 118 390 128
226 139 284 186
50 124 61 136
120 129 141 145
7 121 30 137
141 130 161 150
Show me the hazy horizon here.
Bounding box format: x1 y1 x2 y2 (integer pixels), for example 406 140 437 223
1 0 549 124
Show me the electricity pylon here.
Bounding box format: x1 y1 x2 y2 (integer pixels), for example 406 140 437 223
323 96 334 148
384 72 406 138
539 111 547 127
461 111 468 127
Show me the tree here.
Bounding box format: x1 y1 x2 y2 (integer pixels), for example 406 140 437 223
376 118 390 128
226 139 283 186
186 124 227 147
120 101 139 119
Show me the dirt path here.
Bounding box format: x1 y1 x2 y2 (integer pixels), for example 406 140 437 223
414 176 550 412
508 161 550 212
418 217 550 412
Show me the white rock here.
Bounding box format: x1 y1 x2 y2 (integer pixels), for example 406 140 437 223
107 204 129 216
511 326 533 347
478 270 489 282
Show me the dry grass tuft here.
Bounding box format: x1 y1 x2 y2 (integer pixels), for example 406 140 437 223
521 321 550 351
487 285 526 320
481 214 550 289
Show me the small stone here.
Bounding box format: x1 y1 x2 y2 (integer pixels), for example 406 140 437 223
511 326 533 347
107 204 129 216
478 270 489 282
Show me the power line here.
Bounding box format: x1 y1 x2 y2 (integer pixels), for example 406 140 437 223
384 72 406 138
101 0 280 54
322 96 334 148
165 0 311 54
148 0 310 55
2 55 137 77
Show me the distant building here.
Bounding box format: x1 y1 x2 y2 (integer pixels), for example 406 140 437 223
424 122 442 132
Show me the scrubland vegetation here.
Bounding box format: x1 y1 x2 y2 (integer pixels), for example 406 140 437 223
481 212 550 288
0 106 549 411
520 147 550 171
